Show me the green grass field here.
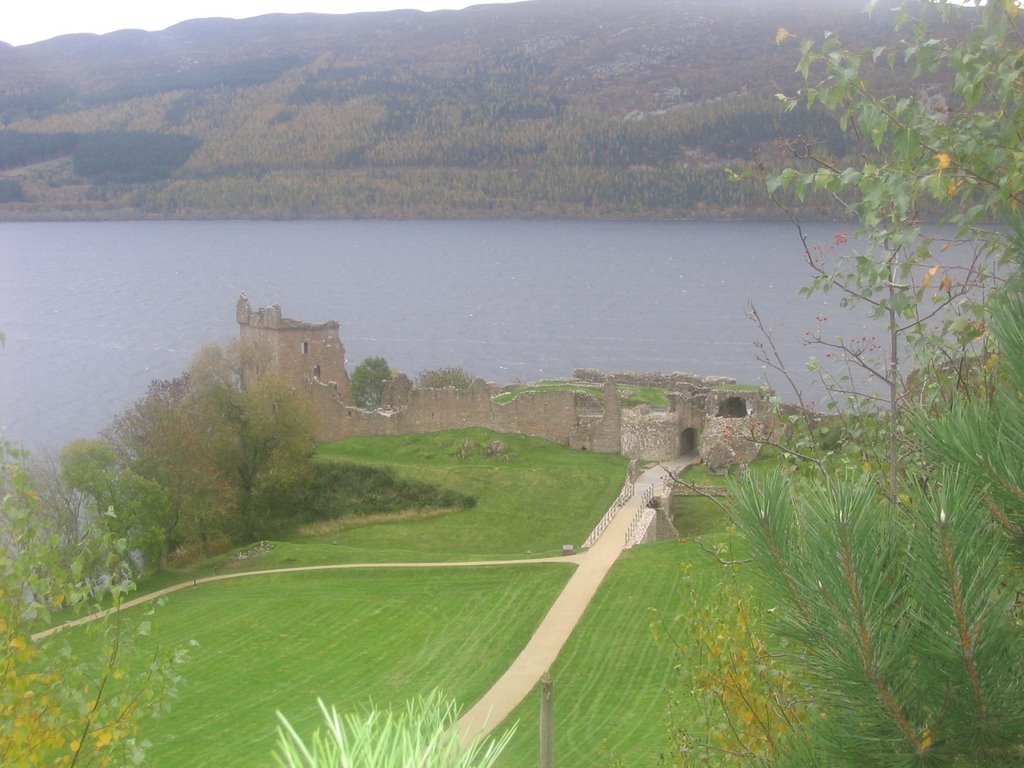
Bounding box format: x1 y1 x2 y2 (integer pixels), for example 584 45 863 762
303 428 630 561
114 565 573 766
495 534 741 768
60 428 741 767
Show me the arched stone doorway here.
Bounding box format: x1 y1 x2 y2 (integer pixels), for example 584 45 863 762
680 427 697 453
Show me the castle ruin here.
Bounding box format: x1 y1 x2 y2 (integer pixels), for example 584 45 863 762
236 295 769 470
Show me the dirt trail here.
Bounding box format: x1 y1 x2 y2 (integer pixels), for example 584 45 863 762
30 556 583 642
455 457 693 745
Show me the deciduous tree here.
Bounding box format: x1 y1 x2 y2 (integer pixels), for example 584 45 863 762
0 442 182 767
350 356 393 410
766 0 1021 488
717 3 1024 764
105 373 232 566
59 438 171 571
187 343 316 541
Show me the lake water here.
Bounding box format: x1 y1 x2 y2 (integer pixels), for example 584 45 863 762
1 219 871 453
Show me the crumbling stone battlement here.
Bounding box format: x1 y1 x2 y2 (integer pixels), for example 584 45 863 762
572 368 736 392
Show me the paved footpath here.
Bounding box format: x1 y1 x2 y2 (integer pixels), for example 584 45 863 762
34 456 694 747
455 457 693 746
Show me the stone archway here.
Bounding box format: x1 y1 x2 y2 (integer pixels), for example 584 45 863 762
717 396 747 418
680 427 697 453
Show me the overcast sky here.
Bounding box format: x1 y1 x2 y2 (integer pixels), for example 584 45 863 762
3 1 530 47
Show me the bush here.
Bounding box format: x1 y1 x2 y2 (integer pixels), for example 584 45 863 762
417 366 474 389
303 462 474 521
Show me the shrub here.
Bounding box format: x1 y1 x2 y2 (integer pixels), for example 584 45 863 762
417 366 474 389
303 461 474 521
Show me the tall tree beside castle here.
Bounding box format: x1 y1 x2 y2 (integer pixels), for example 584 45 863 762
101 342 317 560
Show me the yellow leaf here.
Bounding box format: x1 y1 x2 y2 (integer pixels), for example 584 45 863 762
920 728 932 751
935 152 951 170
95 729 114 747
776 27 795 45
941 274 954 292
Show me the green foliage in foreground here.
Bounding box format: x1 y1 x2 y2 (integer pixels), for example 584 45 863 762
1 443 181 768
275 690 513 768
724 3 1024 764
118 565 571 767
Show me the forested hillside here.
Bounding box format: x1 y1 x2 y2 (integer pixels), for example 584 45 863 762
0 0 924 220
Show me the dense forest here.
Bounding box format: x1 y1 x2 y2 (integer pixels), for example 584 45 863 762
0 0 942 220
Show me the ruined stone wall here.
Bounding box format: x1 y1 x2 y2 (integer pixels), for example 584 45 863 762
573 369 737 392
236 298 779 470
310 378 608 449
575 381 621 454
621 410 680 461
237 295 353 404
697 388 772 473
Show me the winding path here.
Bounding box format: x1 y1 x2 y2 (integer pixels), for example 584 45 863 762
455 458 691 744
33 457 694 746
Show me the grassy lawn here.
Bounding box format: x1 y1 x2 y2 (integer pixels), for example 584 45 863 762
716 383 761 392
57 429 765 767
493 382 670 409
495 532 747 767
127 429 628 594
304 428 629 561
105 565 574 767
673 493 730 538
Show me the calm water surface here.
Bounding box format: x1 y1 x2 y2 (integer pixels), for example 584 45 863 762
1 219 866 453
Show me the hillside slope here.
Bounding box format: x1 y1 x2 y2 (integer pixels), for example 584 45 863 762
0 0 905 220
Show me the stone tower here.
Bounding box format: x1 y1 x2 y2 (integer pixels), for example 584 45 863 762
235 294 353 405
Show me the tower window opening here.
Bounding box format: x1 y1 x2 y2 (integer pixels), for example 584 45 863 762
301 341 310 355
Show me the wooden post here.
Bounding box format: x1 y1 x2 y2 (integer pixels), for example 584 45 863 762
540 670 554 768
